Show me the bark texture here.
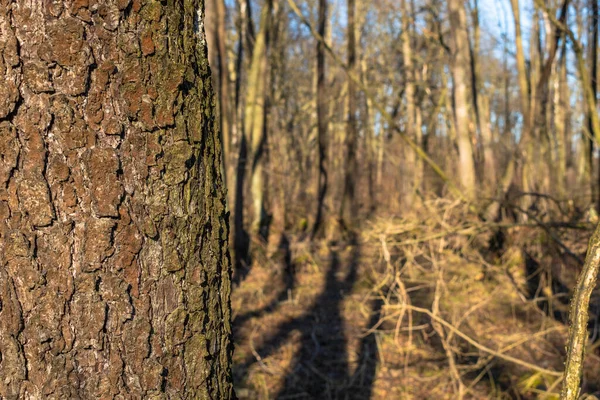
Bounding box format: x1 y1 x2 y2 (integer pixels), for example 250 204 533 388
0 1 234 398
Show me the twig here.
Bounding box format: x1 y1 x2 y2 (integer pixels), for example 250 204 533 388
401 304 563 377
510 203 584 265
431 261 465 398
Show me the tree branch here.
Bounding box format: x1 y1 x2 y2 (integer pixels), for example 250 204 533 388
561 222 600 399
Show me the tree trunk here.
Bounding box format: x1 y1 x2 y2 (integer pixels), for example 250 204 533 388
339 0 358 227
312 0 329 239
511 0 531 137
206 0 233 201
589 0 599 209
401 0 419 207
0 1 234 398
553 44 568 197
448 0 477 197
469 0 497 190
243 1 271 237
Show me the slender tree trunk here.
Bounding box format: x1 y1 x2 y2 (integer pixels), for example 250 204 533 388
511 0 532 136
232 0 249 280
448 0 477 197
234 0 246 124
361 57 376 213
0 1 234 398
244 0 256 59
340 0 358 227
554 44 568 197
207 0 233 204
312 0 329 239
401 0 420 206
589 0 599 209
245 2 271 237
469 0 497 189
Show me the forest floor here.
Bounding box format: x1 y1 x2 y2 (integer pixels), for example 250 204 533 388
231 199 600 399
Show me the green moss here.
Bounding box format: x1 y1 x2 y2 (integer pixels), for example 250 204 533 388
140 1 162 22
165 307 187 348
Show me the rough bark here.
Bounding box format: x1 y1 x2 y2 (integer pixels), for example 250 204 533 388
0 1 234 398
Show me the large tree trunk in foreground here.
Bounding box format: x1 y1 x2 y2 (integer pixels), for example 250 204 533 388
0 1 234 398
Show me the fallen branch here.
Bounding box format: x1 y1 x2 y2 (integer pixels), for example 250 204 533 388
399 304 563 377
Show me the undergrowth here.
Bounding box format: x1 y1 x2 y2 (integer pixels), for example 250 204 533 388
232 197 600 399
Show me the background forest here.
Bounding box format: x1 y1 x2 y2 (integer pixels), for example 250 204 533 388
206 0 600 398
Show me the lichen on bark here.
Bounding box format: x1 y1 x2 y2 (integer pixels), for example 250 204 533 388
0 0 234 398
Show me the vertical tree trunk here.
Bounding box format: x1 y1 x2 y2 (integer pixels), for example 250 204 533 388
526 11 541 196
448 0 477 197
361 56 376 213
244 1 271 237
312 0 329 239
554 44 568 197
589 0 599 209
206 0 233 198
401 0 419 206
469 0 497 189
0 1 234 398
339 0 358 227
511 0 532 137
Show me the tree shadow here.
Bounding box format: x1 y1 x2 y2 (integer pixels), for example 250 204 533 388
234 233 296 327
349 295 383 400
237 241 382 399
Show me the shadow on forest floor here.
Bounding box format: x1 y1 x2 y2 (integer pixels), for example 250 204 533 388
233 239 382 399
231 206 600 398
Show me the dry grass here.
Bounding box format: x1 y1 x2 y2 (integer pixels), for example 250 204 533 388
232 198 600 399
